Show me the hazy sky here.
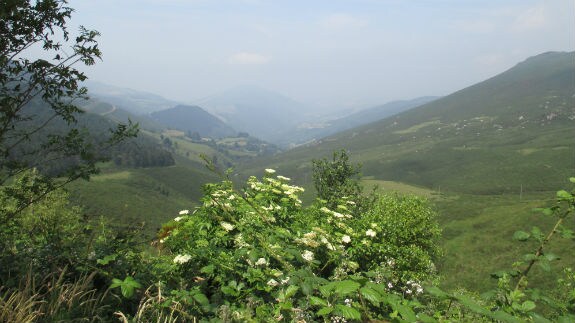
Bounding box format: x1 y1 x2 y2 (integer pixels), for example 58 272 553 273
69 0 574 110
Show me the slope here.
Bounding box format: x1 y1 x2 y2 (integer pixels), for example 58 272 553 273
150 104 236 138
240 51 575 195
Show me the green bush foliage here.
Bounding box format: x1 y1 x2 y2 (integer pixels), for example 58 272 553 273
150 167 441 321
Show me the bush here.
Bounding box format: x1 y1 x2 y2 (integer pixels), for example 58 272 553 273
151 168 441 321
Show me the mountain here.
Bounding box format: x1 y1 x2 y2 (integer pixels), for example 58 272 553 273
150 105 236 138
240 51 575 195
195 85 311 143
284 96 439 147
86 81 177 115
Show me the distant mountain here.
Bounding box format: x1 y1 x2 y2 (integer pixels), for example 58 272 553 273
196 85 311 143
283 96 438 146
86 81 177 115
150 105 236 138
240 51 575 194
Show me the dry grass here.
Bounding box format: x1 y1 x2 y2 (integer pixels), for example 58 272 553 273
0 269 108 322
115 284 197 323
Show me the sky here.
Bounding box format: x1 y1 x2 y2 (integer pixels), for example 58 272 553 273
68 0 574 111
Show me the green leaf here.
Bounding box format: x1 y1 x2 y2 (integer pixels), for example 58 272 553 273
569 177 575 183
110 278 123 289
521 300 536 312
309 296 328 307
360 287 382 305
318 282 335 298
489 310 524 323
334 305 361 320
200 264 214 274
456 294 490 316
538 260 551 272
96 254 117 265
417 313 438 323
544 253 560 261
316 306 333 316
192 293 209 307
396 304 417 322
531 313 553 323
333 280 361 295
284 285 299 299
557 190 572 200
513 231 530 241
560 229 574 239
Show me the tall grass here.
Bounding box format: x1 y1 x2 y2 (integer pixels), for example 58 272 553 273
0 269 109 322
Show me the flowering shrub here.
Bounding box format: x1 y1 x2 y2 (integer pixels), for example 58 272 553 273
154 170 441 321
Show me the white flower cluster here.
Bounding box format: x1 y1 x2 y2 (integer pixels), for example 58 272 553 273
247 173 305 207
341 235 351 244
173 254 191 264
255 258 268 266
404 280 424 295
220 221 235 232
295 228 335 250
365 229 377 238
302 250 314 262
320 206 352 220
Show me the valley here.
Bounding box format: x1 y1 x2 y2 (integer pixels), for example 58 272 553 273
66 51 575 294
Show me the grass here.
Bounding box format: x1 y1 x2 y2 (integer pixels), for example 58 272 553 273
69 159 218 238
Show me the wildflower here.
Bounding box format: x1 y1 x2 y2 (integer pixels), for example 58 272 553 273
342 235 351 244
302 250 314 262
220 222 235 232
174 216 184 222
228 195 236 200
333 212 345 218
173 254 191 264
255 258 268 266
387 282 393 289
277 175 291 181
366 229 376 237
320 207 331 214
344 298 353 307
267 279 279 287
265 168 276 174
179 209 189 215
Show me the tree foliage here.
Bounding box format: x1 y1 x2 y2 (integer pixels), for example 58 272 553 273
0 0 137 219
312 149 363 209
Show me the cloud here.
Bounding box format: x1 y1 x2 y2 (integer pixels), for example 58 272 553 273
319 13 368 31
228 52 271 65
511 4 547 32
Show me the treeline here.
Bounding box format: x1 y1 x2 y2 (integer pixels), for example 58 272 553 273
109 136 174 168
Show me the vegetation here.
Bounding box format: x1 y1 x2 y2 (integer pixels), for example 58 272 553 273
1 1 573 322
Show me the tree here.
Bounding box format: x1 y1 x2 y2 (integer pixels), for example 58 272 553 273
312 149 362 208
0 0 137 219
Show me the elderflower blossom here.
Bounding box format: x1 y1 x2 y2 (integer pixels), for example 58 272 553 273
302 250 314 262
179 209 189 215
174 216 184 222
255 258 268 266
220 222 235 232
265 168 276 174
267 279 279 287
342 235 351 244
173 254 191 264
366 229 377 237
277 175 291 181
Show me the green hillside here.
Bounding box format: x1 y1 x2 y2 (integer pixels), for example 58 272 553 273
240 51 575 195
150 104 237 138
236 51 575 291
